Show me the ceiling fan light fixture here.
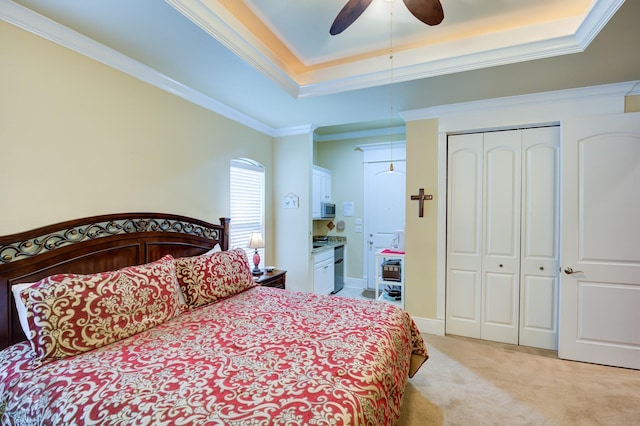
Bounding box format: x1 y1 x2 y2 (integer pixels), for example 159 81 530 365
388 0 395 173
329 0 443 35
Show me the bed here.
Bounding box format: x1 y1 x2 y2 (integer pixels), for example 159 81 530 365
0 213 428 425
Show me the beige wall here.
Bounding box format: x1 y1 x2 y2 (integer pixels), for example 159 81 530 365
626 94 640 112
404 119 439 319
273 133 314 291
0 21 276 260
313 139 365 279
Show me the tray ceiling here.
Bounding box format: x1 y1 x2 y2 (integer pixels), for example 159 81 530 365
168 0 617 97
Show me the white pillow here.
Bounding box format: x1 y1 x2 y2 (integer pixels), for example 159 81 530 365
12 282 36 339
205 244 222 255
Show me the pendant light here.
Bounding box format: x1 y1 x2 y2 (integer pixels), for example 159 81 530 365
388 0 395 172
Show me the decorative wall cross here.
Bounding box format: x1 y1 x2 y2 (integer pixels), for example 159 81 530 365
410 188 433 217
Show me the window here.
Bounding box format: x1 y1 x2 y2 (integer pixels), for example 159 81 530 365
230 158 265 268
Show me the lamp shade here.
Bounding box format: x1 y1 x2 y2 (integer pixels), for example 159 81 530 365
247 232 264 249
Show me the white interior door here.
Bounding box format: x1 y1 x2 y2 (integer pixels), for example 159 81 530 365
363 149 406 290
447 128 560 349
481 131 521 345
446 133 483 338
519 127 560 350
560 112 640 370
446 131 521 344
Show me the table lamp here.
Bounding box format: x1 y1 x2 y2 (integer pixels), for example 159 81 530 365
247 232 264 275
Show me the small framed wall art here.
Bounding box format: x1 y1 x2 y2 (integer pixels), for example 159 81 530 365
283 192 299 209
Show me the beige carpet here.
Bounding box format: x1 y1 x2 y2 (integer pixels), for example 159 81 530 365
397 333 640 425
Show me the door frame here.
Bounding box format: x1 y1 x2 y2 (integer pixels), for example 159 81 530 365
360 142 406 289
445 127 561 348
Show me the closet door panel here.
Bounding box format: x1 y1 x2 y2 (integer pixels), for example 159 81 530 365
521 275 558 335
483 131 521 263
446 133 483 338
482 271 519 343
447 270 482 336
519 127 560 349
481 131 520 344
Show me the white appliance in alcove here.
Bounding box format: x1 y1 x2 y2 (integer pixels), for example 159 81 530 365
392 230 405 251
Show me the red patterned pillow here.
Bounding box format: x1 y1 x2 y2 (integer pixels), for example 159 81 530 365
174 248 256 308
20 255 184 361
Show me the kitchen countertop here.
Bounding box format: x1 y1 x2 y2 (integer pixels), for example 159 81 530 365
311 237 346 254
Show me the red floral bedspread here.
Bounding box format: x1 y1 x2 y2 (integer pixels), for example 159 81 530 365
0 286 428 425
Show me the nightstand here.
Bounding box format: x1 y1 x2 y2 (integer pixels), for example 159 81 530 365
254 269 287 289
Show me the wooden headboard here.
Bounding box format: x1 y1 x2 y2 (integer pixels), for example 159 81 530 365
0 213 230 350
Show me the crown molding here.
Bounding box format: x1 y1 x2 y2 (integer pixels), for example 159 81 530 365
167 0 624 99
297 17 584 98
165 0 300 99
400 81 638 123
272 124 317 138
575 0 625 49
626 81 640 97
301 0 623 98
314 126 406 143
0 0 278 137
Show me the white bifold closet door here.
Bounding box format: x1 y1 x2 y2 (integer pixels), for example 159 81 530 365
446 127 560 349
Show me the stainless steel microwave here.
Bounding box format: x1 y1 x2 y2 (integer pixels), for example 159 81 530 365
320 202 336 219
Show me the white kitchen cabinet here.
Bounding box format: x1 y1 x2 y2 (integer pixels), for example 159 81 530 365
312 166 332 219
313 249 334 295
312 168 321 219
320 172 331 202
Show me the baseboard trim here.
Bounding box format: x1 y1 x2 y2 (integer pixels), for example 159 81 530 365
413 316 445 336
345 277 366 290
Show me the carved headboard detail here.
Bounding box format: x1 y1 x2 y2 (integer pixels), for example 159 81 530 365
0 213 230 350
1 215 225 264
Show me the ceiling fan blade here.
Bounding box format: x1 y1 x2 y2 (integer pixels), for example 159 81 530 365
403 0 444 26
330 0 374 35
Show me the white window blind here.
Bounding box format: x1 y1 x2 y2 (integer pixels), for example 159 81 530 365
230 158 265 267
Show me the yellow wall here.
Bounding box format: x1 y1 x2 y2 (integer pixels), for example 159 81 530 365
626 94 640 112
314 139 364 279
273 133 314 291
404 119 439 318
0 22 275 260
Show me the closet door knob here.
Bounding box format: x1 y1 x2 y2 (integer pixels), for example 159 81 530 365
499 264 503 268
564 267 583 275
